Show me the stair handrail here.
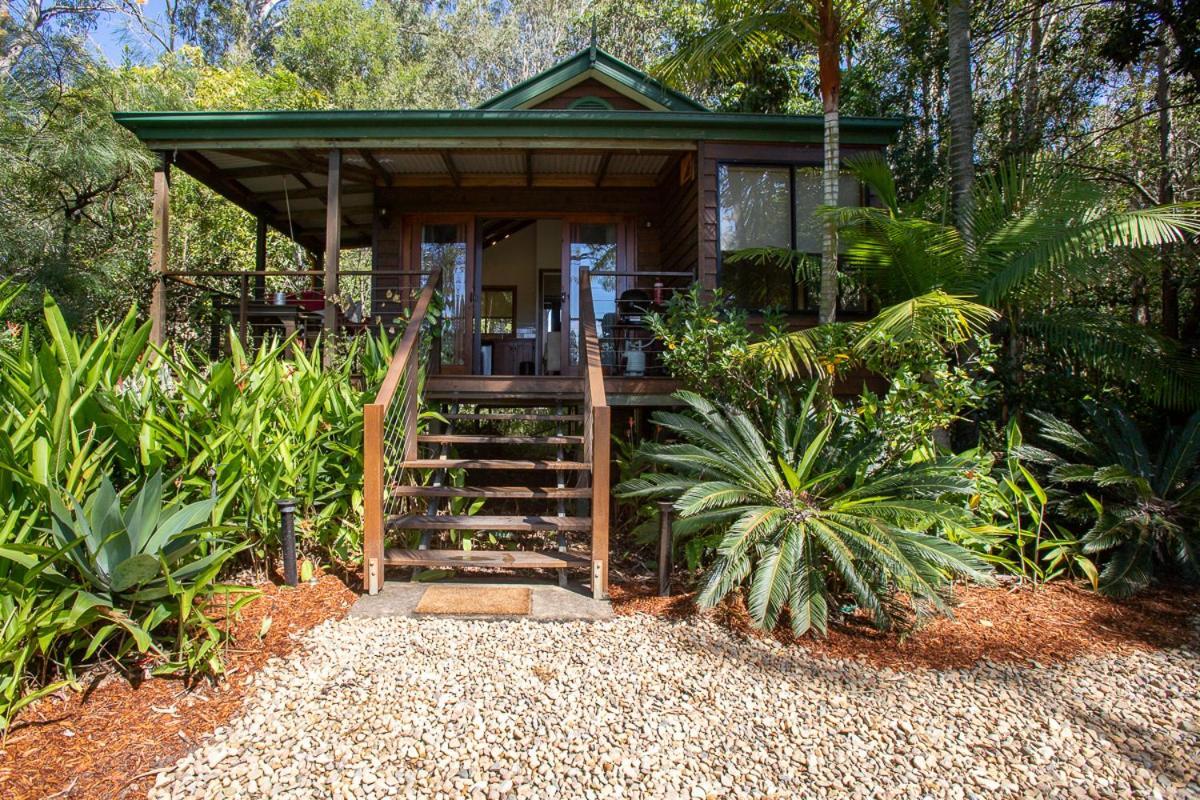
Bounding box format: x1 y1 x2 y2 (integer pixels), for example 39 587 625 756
363 269 442 594
578 268 611 600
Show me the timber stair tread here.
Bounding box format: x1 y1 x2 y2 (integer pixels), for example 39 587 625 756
383 548 589 569
439 412 583 422
389 485 592 499
401 458 589 470
418 434 583 445
387 514 592 531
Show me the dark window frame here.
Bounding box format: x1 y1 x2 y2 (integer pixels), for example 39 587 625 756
716 160 868 314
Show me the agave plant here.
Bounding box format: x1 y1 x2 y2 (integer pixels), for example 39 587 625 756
46 471 253 669
1028 406 1200 596
618 391 993 635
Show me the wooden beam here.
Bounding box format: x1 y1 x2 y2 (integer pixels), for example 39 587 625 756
221 164 301 180
440 151 461 187
323 148 342 365
594 151 612 187
254 217 267 300
150 153 170 347
360 149 393 186
524 150 533 187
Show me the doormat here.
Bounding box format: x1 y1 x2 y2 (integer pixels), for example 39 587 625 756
415 585 532 616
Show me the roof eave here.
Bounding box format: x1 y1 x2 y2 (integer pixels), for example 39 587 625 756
112 110 905 148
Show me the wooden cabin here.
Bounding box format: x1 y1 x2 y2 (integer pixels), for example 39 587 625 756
115 47 902 600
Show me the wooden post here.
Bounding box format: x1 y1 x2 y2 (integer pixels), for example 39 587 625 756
402 356 419 461
323 149 342 366
238 274 249 347
150 153 170 347
657 501 674 597
254 218 268 301
591 406 611 600
363 403 385 594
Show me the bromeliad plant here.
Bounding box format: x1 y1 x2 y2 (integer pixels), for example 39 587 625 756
46 471 256 674
1027 405 1200 596
618 390 994 635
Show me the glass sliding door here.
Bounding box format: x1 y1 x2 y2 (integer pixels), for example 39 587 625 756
415 220 472 373
564 221 622 373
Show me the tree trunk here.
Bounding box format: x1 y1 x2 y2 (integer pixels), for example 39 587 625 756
1157 37 1179 340
817 0 841 325
1020 2 1044 154
947 0 975 236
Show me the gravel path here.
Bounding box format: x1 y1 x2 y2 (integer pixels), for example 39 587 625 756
149 614 1200 800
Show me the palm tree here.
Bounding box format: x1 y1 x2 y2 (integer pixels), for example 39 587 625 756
946 0 975 234
759 155 1200 408
1027 405 1200 596
657 0 867 325
618 390 993 634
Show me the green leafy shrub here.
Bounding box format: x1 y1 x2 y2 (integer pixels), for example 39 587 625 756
0 292 395 567
644 286 783 414
1028 405 1200 596
0 286 403 727
618 390 993 635
951 422 1098 588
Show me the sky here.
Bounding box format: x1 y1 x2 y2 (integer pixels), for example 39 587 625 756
89 1 173 64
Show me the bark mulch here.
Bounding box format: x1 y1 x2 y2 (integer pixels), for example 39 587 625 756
611 579 1199 670
0 573 355 800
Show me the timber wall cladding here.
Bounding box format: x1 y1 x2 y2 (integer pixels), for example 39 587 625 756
529 78 651 111
655 154 698 277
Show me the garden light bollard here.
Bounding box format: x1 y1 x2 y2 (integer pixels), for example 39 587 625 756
277 498 299 587
657 501 674 597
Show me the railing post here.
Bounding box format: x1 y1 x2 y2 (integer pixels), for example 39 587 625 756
238 274 249 348
403 356 419 461
363 403 385 594
590 407 610 600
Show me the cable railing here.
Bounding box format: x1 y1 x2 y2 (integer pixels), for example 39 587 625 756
362 269 441 594
578 268 612 600
588 269 694 378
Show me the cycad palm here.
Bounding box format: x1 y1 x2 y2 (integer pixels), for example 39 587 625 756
1028 406 1200 596
618 391 993 635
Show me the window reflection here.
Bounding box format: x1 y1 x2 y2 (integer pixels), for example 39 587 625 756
422 224 466 366
569 223 617 367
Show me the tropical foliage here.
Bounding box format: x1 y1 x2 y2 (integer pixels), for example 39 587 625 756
0 282 400 726
1026 405 1200 596
618 391 993 635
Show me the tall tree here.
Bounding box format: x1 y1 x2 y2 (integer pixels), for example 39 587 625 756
657 0 865 324
946 0 974 232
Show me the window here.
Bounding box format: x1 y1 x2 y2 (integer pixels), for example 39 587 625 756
480 287 515 335
718 164 866 313
568 96 615 110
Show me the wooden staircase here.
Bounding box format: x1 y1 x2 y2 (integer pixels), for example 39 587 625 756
361 271 611 599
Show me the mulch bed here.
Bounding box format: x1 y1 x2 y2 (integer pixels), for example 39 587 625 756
611 579 1200 670
0 573 355 800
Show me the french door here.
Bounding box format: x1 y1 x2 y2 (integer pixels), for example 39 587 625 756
561 219 631 375
409 216 475 374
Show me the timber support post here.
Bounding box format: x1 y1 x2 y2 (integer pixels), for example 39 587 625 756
323 148 342 367
363 402 385 594
150 152 171 347
254 217 268 301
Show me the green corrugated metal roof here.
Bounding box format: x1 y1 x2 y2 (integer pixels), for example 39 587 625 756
112 109 903 147
477 46 708 112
